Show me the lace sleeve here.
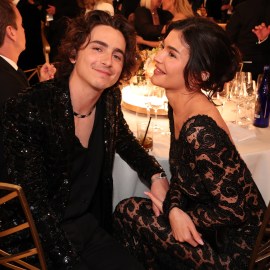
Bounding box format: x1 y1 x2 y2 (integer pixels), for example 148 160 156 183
183 116 249 228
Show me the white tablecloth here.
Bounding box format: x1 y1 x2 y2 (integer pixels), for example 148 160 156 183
113 103 270 209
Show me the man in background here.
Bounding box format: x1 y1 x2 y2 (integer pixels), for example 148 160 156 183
0 0 55 179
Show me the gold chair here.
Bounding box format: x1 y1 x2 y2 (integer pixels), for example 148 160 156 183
248 201 270 270
41 21 50 64
23 67 41 83
0 182 47 270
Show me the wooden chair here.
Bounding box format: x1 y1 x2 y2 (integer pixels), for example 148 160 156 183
0 182 47 270
248 201 270 270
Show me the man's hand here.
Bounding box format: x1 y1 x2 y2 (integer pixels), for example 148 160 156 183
148 177 169 216
252 23 270 43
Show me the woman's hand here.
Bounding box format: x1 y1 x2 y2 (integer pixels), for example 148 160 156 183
39 63 56 82
169 207 204 247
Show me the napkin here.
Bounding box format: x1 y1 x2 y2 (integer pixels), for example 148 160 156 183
227 122 256 142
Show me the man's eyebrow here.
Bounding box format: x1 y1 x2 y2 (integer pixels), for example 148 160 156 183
90 40 125 56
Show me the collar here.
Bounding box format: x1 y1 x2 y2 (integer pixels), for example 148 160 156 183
0 55 18 70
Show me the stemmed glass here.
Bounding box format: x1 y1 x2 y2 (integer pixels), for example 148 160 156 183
230 72 256 127
147 86 165 130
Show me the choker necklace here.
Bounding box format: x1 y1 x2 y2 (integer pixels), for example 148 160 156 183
73 107 95 118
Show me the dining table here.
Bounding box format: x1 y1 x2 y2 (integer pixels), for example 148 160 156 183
112 95 270 209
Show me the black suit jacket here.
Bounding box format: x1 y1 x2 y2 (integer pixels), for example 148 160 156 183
1 78 163 268
226 0 270 79
0 56 29 181
0 56 29 108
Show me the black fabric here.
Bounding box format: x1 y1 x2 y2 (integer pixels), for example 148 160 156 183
134 7 172 42
62 99 104 252
17 0 45 70
0 57 29 181
0 57 29 108
226 0 270 80
41 0 82 61
1 77 163 268
73 226 145 270
114 114 266 270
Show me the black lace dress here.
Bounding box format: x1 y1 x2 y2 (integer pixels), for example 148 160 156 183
113 114 266 270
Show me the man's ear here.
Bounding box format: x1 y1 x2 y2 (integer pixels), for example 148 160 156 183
5 25 17 42
69 49 77 64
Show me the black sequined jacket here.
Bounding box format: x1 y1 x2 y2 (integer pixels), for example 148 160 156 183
1 78 163 268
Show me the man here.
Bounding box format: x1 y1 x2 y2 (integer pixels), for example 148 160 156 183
226 0 270 80
1 9 169 269
41 0 82 61
0 0 55 180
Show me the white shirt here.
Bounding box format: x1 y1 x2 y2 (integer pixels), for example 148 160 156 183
0 55 18 71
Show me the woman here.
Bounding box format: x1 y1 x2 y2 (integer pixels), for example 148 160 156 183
134 0 172 49
162 0 194 21
114 17 266 269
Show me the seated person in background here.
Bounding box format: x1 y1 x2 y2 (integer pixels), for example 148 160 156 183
0 0 55 186
226 0 270 80
42 0 82 61
134 0 172 49
119 0 140 18
1 10 169 269
78 0 115 15
114 17 266 270
162 0 194 22
205 0 223 22
137 0 194 48
16 0 45 71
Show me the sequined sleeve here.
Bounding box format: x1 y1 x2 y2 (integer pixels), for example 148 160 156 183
2 89 78 268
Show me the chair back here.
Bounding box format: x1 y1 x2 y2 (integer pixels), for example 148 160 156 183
248 201 270 270
23 67 41 84
0 182 47 270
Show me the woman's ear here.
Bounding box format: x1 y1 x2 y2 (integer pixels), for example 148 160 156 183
201 71 210 81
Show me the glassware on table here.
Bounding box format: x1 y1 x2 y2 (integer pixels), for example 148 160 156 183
147 86 165 130
137 120 153 152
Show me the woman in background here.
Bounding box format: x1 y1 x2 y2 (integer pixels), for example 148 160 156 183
162 0 194 21
136 0 194 48
114 17 266 270
134 0 172 49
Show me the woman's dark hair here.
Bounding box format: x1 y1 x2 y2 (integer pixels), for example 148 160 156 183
56 10 137 82
0 0 17 47
165 17 241 95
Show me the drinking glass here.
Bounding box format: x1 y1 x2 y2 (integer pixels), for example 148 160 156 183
147 86 164 130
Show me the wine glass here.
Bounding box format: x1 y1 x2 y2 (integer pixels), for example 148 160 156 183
147 86 164 131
